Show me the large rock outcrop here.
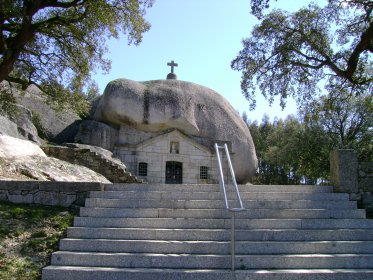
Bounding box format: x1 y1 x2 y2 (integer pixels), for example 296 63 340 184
0 104 43 144
15 85 81 143
0 82 81 144
92 79 257 182
0 134 110 183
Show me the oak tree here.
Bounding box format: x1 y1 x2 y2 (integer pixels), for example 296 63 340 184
0 0 153 115
301 91 373 161
232 0 372 109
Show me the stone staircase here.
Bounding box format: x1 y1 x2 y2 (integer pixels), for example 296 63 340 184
42 184 373 280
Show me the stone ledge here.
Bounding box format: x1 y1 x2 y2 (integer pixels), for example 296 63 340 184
0 180 106 207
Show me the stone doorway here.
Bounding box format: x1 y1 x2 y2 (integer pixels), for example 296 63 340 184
165 161 182 184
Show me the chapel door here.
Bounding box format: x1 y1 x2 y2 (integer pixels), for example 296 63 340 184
165 161 183 184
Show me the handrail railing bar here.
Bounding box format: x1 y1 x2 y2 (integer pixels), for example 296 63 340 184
214 143 229 209
223 144 244 209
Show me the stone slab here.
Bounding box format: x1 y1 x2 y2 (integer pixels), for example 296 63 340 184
59 239 373 255
66 227 373 241
72 217 373 230
41 267 373 280
50 251 373 269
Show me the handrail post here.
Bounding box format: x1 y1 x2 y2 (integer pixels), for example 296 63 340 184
231 211 236 271
214 143 245 272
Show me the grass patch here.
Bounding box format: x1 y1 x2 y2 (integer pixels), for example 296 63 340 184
0 201 76 280
0 256 40 280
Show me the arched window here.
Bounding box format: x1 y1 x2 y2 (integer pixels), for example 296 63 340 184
138 162 148 177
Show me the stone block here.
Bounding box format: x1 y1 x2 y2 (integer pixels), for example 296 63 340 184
8 193 34 204
361 192 373 205
75 192 89 206
359 178 373 192
349 192 362 201
330 149 358 193
0 180 39 191
38 182 104 192
0 191 8 201
34 191 76 207
8 190 22 195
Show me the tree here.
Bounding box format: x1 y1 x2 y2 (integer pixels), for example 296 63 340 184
245 115 306 184
0 0 153 115
301 91 373 161
244 113 336 185
232 0 372 109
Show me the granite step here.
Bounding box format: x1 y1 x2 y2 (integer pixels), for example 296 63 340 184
84 198 357 209
105 184 334 193
50 251 373 269
59 239 373 255
73 217 373 230
79 207 366 219
67 227 373 241
42 266 373 280
89 190 350 201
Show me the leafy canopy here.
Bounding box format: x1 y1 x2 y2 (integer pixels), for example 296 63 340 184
232 0 372 109
301 91 373 160
0 0 153 115
244 90 372 185
246 115 333 185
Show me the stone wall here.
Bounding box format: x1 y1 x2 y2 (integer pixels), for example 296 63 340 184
359 162 373 192
359 162 373 215
0 181 104 207
42 145 140 183
330 149 373 216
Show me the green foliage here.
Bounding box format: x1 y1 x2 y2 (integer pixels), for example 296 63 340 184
233 0 372 109
21 233 61 255
10 207 26 218
0 224 11 239
0 86 18 118
0 0 153 115
244 91 372 184
31 110 49 140
0 201 76 279
246 115 333 184
0 256 40 280
301 92 373 161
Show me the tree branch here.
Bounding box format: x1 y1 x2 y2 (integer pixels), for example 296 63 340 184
345 21 373 77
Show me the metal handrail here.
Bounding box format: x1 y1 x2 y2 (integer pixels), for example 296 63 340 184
214 143 245 271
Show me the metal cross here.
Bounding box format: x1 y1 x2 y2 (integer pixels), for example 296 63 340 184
167 60 178 73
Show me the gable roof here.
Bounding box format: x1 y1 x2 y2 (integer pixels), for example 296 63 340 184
136 129 212 154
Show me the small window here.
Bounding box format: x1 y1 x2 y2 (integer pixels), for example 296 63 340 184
200 166 209 180
138 162 148 177
170 141 179 154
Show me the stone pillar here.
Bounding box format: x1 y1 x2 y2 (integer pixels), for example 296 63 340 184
330 149 358 193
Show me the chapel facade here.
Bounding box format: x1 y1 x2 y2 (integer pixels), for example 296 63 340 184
114 128 219 184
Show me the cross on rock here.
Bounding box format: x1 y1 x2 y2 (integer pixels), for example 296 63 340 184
167 60 178 74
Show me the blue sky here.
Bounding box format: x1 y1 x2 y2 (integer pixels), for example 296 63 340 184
92 0 322 122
